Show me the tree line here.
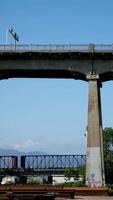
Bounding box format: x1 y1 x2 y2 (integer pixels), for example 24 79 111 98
103 127 113 184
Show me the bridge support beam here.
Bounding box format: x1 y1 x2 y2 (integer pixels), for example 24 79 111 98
86 74 105 187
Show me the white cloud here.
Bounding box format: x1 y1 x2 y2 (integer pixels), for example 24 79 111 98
11 139 41 150
10 138 65 153
9 138 86 154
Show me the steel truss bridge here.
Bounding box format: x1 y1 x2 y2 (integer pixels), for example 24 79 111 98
0 155 86 175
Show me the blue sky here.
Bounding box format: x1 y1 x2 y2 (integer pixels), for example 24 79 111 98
0 0 113 154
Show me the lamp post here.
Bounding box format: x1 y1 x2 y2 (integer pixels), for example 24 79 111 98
8 28 19 50
6 29 8 45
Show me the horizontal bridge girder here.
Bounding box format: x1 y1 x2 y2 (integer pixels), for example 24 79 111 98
0 44 113 81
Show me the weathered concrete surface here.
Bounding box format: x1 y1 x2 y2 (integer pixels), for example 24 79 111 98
0 52 113 81
86 75 105 186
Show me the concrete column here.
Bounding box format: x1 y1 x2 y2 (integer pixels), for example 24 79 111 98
86 74 105 187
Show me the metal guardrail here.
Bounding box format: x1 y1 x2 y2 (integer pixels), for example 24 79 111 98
0 44 113 52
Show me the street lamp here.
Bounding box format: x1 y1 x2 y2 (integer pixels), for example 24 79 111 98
8 28 19 50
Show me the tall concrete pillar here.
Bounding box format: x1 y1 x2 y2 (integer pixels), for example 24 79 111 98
86 74 105 187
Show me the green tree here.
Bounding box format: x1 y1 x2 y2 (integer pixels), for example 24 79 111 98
64 168 78 182
103 127 113 183
77 164 86 182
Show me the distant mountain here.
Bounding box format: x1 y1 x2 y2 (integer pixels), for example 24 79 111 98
26 151 47 155
0 148 47 156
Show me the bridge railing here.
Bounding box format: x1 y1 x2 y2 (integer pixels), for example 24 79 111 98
94 44 113 51
0 44 113 52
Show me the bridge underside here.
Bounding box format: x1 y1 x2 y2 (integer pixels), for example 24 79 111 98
0 52 113 81
0 69 86 80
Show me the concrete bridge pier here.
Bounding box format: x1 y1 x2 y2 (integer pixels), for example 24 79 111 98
86 74 105 187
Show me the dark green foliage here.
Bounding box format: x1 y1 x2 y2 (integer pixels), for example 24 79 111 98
103 127 113 184
26 181 42 185
64 168 78 181
77 165 85 181
57 181 86 187
106 184 113 196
